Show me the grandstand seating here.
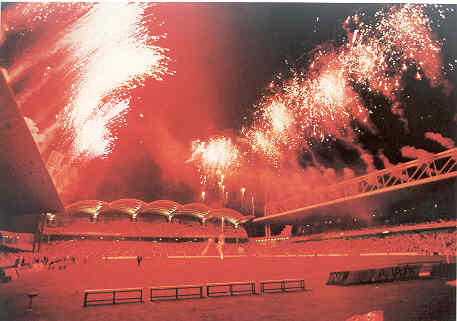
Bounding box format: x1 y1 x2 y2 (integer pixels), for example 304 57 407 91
249 229 456 257
1 221 455 283
45 219 247 238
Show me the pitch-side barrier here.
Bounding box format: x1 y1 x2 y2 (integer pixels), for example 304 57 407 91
206 281 256 297
83 278 307 306
260 279 306 293
149 284 204 301
83 287 143 307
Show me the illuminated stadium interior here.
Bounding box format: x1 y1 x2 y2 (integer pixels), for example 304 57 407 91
0 3 456 321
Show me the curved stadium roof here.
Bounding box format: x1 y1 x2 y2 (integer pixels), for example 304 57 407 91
106 199 145 215
64 199 250 227
172 202 211 221
137 200 182 221
138 200 181 220
65 200 106 216
207 208 245 227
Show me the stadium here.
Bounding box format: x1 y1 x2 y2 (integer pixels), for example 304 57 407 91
0 3 456 321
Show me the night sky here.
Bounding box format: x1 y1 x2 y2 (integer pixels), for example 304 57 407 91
1 3 456 218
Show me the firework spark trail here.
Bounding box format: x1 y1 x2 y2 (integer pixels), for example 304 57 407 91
3 3 172 197
59 3 171 159
5 3 171 160
70 99 130 158
5 3 93 82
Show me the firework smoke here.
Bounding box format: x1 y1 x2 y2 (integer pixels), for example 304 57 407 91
3 3 172 199
2 3 454 214
188 4 455 211
425 132 455 149
401 146 435 160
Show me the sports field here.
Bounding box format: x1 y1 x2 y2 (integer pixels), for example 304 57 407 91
1 255 455 321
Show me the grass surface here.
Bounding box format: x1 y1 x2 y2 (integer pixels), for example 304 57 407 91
0 255 455 321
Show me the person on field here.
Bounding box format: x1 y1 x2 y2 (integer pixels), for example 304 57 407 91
216 233 225 260
201 237 214 256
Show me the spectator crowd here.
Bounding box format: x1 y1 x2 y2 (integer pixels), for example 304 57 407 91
45 218 247 238
249 229 456 261
1 221 455 283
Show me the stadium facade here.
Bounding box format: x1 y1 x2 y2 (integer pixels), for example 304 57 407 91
0 70 64 233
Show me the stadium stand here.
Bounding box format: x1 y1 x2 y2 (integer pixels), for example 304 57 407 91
249 228 456 259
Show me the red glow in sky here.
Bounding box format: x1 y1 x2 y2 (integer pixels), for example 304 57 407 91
1 3 455 208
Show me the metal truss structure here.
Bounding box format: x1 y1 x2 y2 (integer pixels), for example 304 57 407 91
262 148 457 220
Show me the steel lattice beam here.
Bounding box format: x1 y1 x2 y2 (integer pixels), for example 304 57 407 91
256 148 457 223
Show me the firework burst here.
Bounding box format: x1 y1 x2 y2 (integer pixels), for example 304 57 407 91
59 3 172 160
190 4 453 184
244 100 297 164
188 136 241 185
243 4 451 167
3 2 173 197
186 2 454 212
6 2 172 160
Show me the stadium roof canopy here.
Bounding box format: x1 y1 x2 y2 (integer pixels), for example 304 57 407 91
138 200 181 220
64 199 252 226
106 199 145 216
207 208 246 227
172 202 211 221
65 200 105 216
